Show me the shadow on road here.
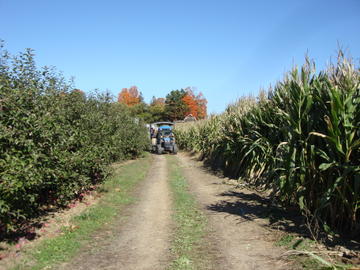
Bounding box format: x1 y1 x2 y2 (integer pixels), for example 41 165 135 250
206 190 360 253
207 191 307 234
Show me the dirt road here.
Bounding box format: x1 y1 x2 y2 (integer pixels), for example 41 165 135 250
58 153 289 270
177 153 289 270
60 155 172 270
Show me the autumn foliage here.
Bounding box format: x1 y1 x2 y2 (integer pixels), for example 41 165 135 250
182 88 207 119
118 86 208 122
118 86 141 106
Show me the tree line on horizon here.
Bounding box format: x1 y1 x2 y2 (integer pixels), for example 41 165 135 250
117 86 207 123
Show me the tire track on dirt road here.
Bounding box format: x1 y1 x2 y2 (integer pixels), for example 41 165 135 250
60 155 172 270
177 153 291 270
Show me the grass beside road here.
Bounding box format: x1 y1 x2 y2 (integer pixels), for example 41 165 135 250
10 154 152 270
167 155 211 270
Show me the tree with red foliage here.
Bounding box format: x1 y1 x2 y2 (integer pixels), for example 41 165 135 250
182 87 207 119
195 91 207 119
118 86 141 106
182 91 198 118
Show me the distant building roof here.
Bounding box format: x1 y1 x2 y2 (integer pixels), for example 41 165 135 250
183 114 197 122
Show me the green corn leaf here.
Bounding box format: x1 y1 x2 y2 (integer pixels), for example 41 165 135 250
319 162 335 171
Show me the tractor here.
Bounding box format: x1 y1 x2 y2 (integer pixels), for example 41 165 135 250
150 122 178 154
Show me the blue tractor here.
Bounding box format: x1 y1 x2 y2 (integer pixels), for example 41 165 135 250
150 122 178 154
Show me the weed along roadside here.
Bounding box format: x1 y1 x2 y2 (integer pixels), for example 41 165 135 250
167 155 214 270
2 154 152 270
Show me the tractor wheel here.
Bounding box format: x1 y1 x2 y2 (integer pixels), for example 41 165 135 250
152 145 157 153
172 145 178 154
157 145 163 155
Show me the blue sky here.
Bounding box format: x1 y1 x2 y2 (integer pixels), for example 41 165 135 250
1 0 359 113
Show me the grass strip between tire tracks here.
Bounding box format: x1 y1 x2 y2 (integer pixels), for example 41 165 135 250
167 155 211 270
10 154 152 270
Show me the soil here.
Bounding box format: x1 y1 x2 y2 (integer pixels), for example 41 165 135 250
56 152 293 270
59 154 172 270
176 152 291 270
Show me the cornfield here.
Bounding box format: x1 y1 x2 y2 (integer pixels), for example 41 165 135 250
175 53 360 235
